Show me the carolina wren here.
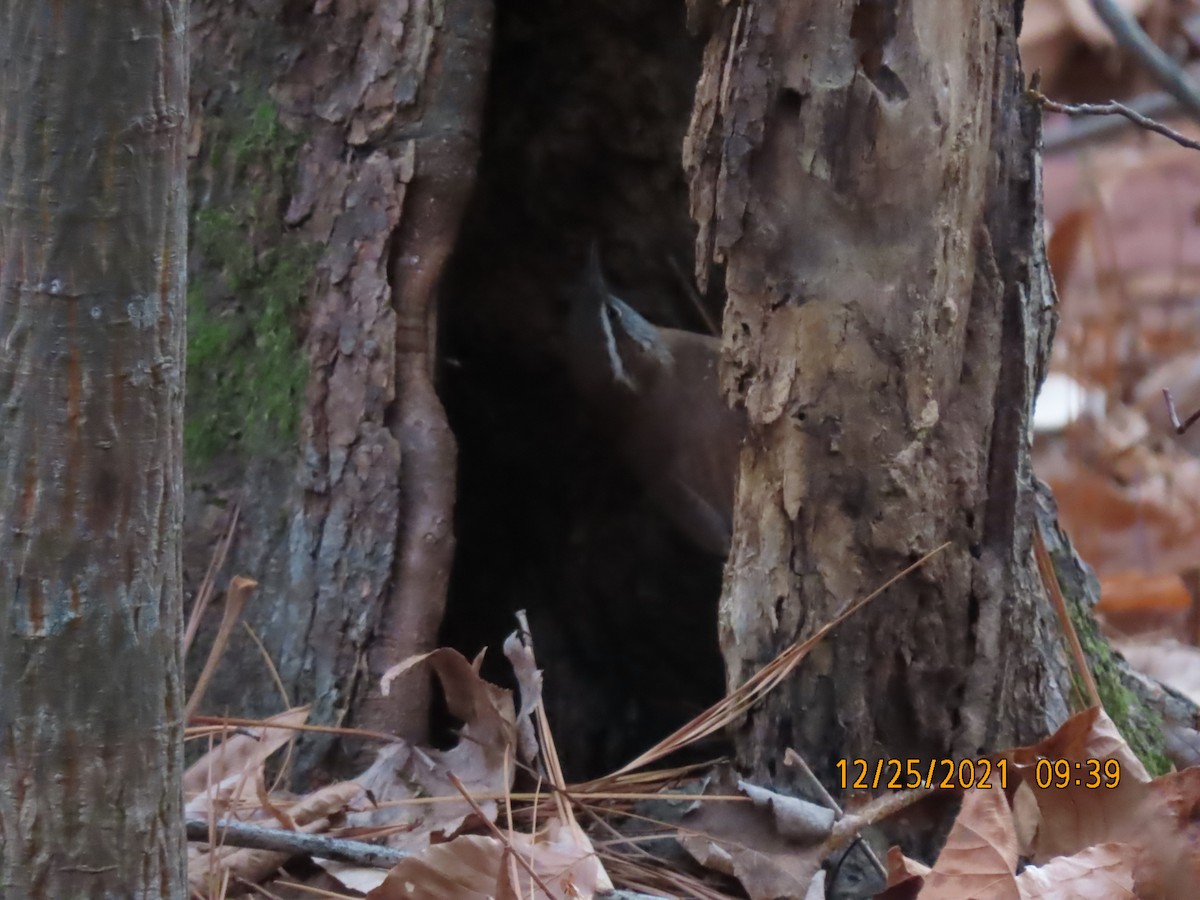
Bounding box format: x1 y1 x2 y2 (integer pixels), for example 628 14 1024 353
565 246 745 555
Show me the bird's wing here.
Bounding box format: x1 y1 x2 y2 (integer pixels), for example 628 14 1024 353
649 464 733 556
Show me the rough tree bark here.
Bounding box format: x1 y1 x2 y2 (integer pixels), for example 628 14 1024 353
272 0 490 747
184 0 490 759
0 1 188 895
687 2 1072 787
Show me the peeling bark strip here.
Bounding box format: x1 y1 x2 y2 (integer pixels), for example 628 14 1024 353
686 2 1068 787
0 1 188 895
269 0 491 743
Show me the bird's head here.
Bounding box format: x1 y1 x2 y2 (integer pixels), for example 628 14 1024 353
566 243 672 396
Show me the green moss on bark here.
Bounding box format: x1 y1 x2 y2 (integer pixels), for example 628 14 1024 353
1033 484 1173 775
1048 544 1173 775
186 100 316 462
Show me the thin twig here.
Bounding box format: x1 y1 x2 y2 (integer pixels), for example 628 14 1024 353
186 715 397 743
446 772 560 899
185 576 258 719
1031 90 1200 153
602 543 950 780
825 788 935 846
183 502 240 655
1034 524 1102 711
1163 388 1200 434
1091 0 1200 122
1043 83 1184 153
514 610 577 830
240 621 296 794
1041 12 1200 152
784 748 887 884
185 819 406 869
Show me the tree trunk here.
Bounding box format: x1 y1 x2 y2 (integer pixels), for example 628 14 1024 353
0 1 188 895
271 0 489 748
183 0 490 765
687 2 1070 791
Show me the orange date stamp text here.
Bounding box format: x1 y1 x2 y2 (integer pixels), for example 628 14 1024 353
836 758 1008 791
835 757 1122 791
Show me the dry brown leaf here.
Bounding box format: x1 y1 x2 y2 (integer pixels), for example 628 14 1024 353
1002 707 1150 862
367 820 608 900
918 787 1020 900
993 709 1200 898
183 705 310 795
1130 767 1200 899
1038 444 1200 580
1098 572 1192 616
1046 208 1093 293
739 780 836 842
183 705 311 818
288 777 370 823
887 845 931 882
890 791 1141 899
1011 781 1042 858
502 629 544 766
311 645 540 896
1014 842 1137 898
875 845 929 899
188 818 331 897
348 647 519 849
380 647 517 757
191 646 532 896
679 768 825 900
370 835 502 899
190 790 368 889
187 776 369 892
1009 708 1150 780
507 820 610 899
888 711 1184 898
310 859 393 894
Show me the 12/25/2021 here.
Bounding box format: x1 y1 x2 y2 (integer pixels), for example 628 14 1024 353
836 758 1010 790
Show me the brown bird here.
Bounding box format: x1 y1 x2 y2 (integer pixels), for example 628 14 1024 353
565 246 746 555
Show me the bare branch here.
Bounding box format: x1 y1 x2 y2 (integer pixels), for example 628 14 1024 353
1091 0 1200 122
1043 83 1184 153
1030 91 1200 153
186 818 664 900
1163 388 1200 435
185 819 406 869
